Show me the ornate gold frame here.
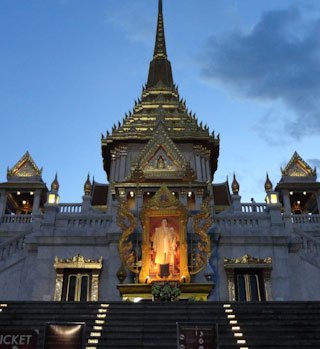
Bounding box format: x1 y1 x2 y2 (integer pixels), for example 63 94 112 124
139 185 191 284
53 254 103 301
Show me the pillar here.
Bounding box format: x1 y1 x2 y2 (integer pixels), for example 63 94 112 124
231 194 242 212
316 190 320 214
282 190 291 214
32 189 41 214
180 189 187 206
0 190 7 216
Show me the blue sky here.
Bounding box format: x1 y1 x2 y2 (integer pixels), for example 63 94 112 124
0 0 319 203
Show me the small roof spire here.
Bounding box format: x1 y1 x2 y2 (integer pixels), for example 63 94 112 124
51 173 59 192
231 173 240 195
154 0 167 58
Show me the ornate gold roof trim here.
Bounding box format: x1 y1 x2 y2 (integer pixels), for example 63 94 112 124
224 254 272 267
7 151 42 178
281 151 316 177
54 254 103 270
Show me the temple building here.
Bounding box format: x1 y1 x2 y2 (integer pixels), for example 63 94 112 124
0 1 320 348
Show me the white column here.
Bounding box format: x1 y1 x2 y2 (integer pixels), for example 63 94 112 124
195 155 202 181
0 190 7 216
32 189 41 214
282 190 291 214
119 154 126 181
206 159 211 182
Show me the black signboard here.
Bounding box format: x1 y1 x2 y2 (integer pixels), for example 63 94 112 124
177 323 218 349
44 323 85 349
0 330 38 349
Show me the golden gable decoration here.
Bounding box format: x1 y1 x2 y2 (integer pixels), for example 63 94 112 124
7 151 42 179
130 122 188 179
281 151 316 177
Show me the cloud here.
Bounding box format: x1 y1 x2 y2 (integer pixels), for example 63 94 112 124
308 158 320 169
201 7 320 139
105 4 153 44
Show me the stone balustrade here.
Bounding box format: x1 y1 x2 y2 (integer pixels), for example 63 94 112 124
1 214 32 224
58 203 82 213
0 231 27 262
241 203 267 213
292 214 320 224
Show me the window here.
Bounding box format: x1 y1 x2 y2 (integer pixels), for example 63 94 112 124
64 271 90 302
235 269 265 301
54 255 102 302
224 254 272 302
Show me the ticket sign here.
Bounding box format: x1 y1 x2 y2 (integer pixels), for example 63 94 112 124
44 323 85 349
177 323 217 349
0 330 38 349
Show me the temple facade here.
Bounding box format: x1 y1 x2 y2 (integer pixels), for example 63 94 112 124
0 0 320 303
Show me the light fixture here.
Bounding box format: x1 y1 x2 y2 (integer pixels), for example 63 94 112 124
188 192 192 197
290 191 293 195
129 191 135 198
172 192 175 195
48 193 60 205
147 192 150 196
303 191 307 195
266 191 279 205
30 191 34 195
22 200 27 205
17 191 21 195
297 200 300 204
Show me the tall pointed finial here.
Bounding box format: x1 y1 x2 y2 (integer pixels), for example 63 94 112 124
231 173 240 195
51 173 59 192
264 173 273 193
154 0 167 58
147 0 173 88
84 173 92 196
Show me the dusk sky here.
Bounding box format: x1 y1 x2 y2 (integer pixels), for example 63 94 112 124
1 0 320 203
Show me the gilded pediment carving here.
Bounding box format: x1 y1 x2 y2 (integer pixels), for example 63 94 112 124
224 254 272 266
7 151 43 179
130 122 188 179
281 151 316 177
54 254 103 270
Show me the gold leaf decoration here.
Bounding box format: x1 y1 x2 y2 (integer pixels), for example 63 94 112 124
190 197 212 275
117 198 138 273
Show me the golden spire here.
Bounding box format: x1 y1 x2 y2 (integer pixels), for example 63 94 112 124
153 0 167 58
264 173 273 192
231 173 240 194
51 173 59 192
84 173 92 195
147 0 173 88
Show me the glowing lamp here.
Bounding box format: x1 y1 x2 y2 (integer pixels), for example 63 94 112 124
266 191 279 205
48 193 60 205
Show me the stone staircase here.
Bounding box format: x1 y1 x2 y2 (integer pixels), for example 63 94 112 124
0 301 319 348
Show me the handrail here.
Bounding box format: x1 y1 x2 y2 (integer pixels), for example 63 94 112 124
1 214 32 224
0 231 28 262
241 203 267 213
58 203 82 214
292 214 320 224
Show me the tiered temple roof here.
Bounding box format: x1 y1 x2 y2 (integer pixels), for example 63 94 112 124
101 0 219 179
